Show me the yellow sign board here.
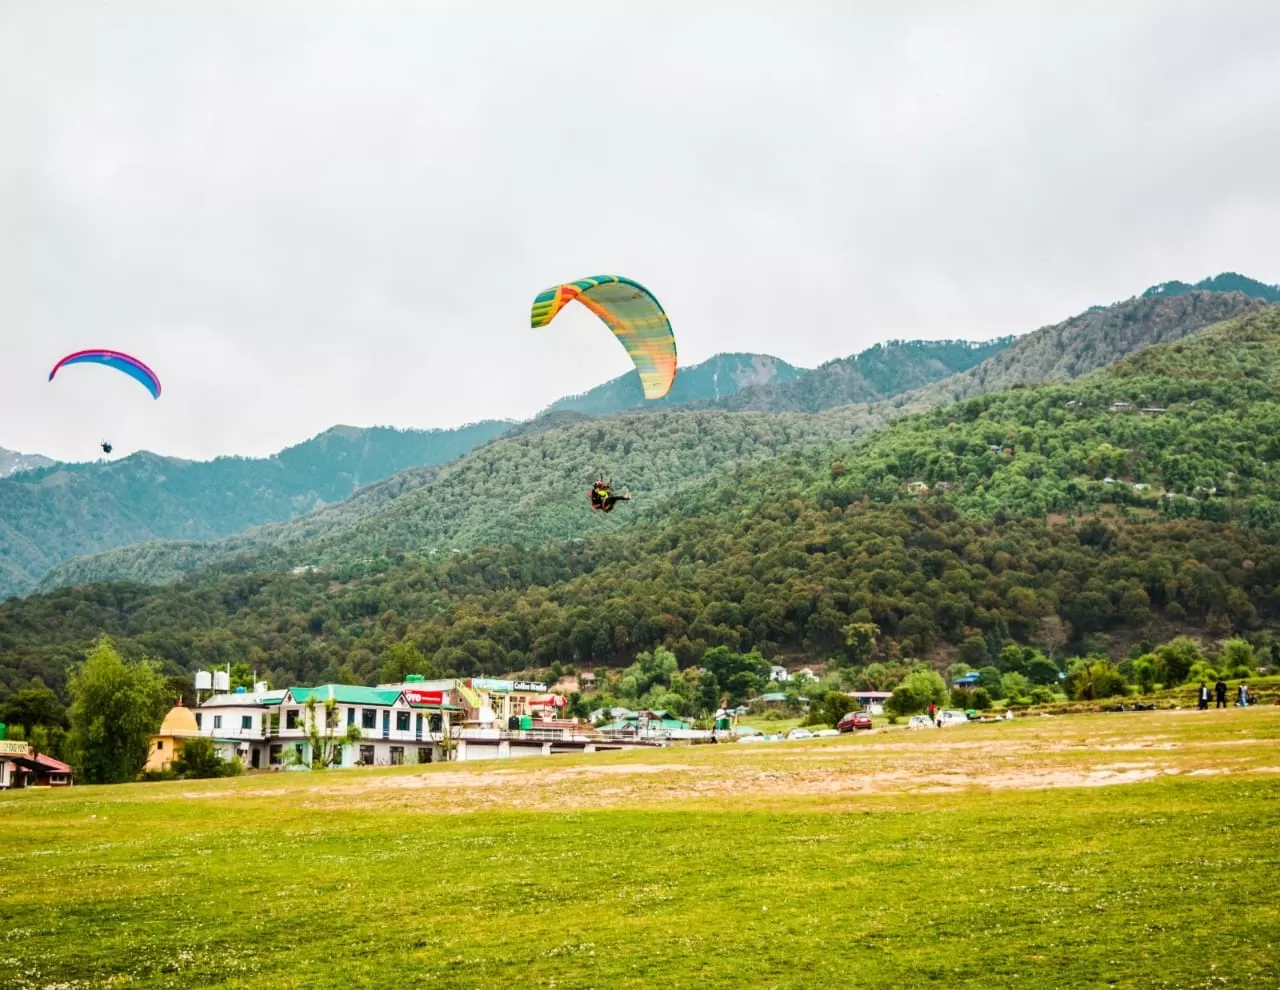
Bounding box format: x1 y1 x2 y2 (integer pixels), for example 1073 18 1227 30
0 740 31 756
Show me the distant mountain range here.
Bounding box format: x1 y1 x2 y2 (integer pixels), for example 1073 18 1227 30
0 422 513 599
4 274 1275 602
0 447 54 479
545 352 808 415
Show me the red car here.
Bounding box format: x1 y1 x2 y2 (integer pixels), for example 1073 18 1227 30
837 711 872 732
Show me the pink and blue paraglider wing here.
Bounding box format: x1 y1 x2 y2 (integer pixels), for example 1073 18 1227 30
48 350 162 399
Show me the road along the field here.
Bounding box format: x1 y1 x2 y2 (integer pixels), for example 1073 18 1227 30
2 708 1278 989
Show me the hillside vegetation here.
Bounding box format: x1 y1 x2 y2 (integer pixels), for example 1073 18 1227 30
39 407 875 590
5 308 1280 698
0 421 512 599
35 290 1262 595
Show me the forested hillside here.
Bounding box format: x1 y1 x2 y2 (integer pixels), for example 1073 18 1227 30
0 421 512 599
546 352 807 416
40 408 875 589
38 289 1262 595
5 307 1280 701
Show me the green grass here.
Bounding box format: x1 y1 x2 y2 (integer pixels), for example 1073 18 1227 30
3 709 1279 988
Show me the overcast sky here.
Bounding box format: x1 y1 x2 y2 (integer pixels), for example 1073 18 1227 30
2 2 1279 462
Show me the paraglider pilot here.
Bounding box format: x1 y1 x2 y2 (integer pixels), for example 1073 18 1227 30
589 478 631 513
100 441 113 455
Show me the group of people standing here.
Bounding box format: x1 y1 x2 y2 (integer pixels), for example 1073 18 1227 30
1197 678 1254 710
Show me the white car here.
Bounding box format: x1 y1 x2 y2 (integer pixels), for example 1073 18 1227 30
738 734 767 744
814 728 840 738
937 709 970 726
786 728 814 741
907 715 935 729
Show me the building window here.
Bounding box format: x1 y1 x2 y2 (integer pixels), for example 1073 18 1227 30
347 707 355 726
285 709 299 730
195 713 202 729
156 740 164 751
361 708 377 729
327 707 341 730
213 715 223 730
390 746 404 766
359 745 375 765
396 711 410 732
417 747 432 764
294 743 304 762
332 745 343 766
269 745 282 766
241 715 253 730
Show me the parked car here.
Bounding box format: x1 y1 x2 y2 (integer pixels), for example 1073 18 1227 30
787 727 814 741
739 734 766 744
937 709 970 726
907 715 935 729
837 711 873 732
814 728 840 738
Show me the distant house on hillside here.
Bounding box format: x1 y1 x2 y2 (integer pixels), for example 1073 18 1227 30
952 672 982 690
1109 401 1133 412
769 665 790 683
759 692 789 707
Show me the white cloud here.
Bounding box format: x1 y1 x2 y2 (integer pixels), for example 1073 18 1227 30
2 1 1278 460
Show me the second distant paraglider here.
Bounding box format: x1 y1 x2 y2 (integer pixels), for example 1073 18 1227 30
48 348 161 456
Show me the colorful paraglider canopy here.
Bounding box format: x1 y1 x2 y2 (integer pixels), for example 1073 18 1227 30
48 350 161 399
530 275 676 400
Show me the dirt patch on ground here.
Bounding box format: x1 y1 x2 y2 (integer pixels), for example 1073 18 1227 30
178 709 1280 814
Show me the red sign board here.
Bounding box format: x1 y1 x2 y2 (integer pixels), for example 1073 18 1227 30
403 689 444 706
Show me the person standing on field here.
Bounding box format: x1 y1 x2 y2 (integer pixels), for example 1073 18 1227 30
1198 682 1210 710
1215 678 1228 709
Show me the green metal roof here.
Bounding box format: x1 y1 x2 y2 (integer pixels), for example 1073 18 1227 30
287 685 403 706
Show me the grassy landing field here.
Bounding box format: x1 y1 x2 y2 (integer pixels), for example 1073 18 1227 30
3 709 1279 989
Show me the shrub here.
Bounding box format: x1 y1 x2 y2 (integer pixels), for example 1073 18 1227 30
887 669 947 716
1065 661 1129 701
970 687 993 710
1029 686 1055 705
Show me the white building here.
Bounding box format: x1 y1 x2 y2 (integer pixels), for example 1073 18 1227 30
769 665 790 683
195 676 642 768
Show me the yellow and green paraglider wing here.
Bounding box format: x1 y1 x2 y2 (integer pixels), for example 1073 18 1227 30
530 275 677 400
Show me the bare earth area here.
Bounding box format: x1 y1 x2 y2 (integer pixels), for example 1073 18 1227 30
168 707 1280 814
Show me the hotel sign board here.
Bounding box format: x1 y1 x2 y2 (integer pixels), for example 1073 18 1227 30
403 690 444 706
0 740 30 756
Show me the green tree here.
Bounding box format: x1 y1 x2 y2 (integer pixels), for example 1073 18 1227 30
806 691 855 727
66 639 169 785
380 640 431 684
700 647 769 706
299 696 365 769
1220 639 1256 677
976 666 1003 695
886 668 947 716
1155 637 1205 686
1025 655 1060 686
842 622 880 665
1064 661 1128 701
229 662 254 691
172 736 241 779
1000 672 1033 704
0 679 67 734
